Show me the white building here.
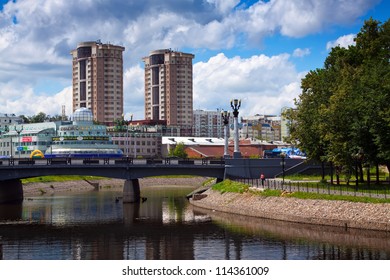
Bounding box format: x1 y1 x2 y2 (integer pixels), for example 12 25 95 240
0 113 23 133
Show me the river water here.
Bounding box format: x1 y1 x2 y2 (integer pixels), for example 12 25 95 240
0 186 389 260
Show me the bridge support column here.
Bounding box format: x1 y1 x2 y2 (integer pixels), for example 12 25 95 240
123 179 140 203
0 179 23 204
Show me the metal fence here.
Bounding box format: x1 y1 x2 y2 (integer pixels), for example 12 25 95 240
235 178 390 199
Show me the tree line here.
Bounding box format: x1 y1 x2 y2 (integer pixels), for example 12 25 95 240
19 112 68 123
284 18 390 183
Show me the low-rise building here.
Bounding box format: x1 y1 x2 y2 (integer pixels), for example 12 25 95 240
0 108 121 158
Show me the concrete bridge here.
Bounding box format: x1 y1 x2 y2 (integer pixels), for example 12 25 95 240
0 157 306 203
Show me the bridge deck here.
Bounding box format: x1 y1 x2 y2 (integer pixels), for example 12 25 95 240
0 157 309 181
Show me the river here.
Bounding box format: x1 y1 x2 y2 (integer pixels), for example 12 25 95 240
0 186 389 260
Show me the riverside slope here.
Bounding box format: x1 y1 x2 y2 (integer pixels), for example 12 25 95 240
189 189 390 232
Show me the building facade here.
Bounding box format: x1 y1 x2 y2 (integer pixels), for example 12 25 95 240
71 41 125 125
0 113 23 133
143 49 194 132
193 109 223 138
240 115 281 142
280 107 293 142
0 108 121 159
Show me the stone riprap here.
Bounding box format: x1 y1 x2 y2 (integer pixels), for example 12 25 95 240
189 189 390 232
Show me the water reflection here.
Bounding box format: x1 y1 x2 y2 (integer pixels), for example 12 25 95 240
192 207 390 260
0 186 389 260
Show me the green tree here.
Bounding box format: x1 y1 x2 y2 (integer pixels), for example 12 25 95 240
29 112 47 123
168 142 188 159
19 115 30 124
288 18 390 180
284 68 332 179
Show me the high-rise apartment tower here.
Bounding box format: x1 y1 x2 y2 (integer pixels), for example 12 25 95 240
71 41 125 125
143 49 194 130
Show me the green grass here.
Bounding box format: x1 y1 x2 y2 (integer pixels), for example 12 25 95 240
284 174 331 181
21 175 105 183
150 175 198 178
22 174 201 183
288 180 390 195
284 190 390 203
212 179 249 194
212 180 390 203
202 178 216 186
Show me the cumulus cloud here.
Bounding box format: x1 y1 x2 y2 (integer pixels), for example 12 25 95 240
193 52 304 115
123 64 145 120
0 83 72 117
326 34 356 50
265 0 379 38
0 0 380 118
293 48 311 57
205 0 237 15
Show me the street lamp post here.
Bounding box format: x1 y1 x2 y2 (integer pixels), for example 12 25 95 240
134 133 138 159
221 111 230 158
126 114 133 157
230 99 241 158
280 152 286 185
14 125 23 159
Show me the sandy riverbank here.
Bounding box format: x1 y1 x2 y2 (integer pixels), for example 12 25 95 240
189 189 390 232
22 177 208 196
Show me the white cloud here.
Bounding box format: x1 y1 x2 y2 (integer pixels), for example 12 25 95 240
265 0 379 38
0 83 72 117
123 64 145 120
193 53 303 116
205 0 237 15
0 0 380 118
326 34 356 50
293 48 311 57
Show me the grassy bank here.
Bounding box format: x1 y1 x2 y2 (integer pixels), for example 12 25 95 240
21 175 105 183
21 175 201 184
212 179 390 203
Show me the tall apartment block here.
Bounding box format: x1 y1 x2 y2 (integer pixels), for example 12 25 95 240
143 49 194 133
71 41 125 125
193 109 223 138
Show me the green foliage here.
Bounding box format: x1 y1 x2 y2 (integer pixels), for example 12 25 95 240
212 179 249 194
114 117 128 131
19 113 67 123
168 142 188 159
259 189 283 197
213 180 390 203
287 18 390 174
22 175 105 183
287 192 390 204
202 178 216 186
29 112 47 123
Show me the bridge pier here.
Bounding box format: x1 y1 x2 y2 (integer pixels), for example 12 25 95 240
123 179 140 203
0 179 23 204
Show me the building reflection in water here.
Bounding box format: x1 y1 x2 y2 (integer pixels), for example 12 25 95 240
0 186 389 260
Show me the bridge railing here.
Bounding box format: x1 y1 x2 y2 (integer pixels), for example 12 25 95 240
0 157 226 167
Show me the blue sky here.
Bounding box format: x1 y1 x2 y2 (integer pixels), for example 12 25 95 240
0 0 388 119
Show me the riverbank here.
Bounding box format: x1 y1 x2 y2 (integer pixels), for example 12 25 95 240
189 189 390 232
23 178 390 232
22 177 207 196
